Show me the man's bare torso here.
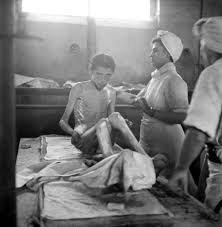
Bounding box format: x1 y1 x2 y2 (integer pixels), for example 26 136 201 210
73 81 116 129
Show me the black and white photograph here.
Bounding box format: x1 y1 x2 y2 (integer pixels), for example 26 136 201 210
1 0 222 226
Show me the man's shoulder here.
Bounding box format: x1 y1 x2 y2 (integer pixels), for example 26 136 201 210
104 85 117 99
104 84 116 93
70 80 91 90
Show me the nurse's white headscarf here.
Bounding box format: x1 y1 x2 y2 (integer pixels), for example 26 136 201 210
193 17 222 54
156 30 183 62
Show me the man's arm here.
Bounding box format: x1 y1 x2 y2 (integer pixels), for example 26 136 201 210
168 127 207 183
59 86 79 135
107 88 117 116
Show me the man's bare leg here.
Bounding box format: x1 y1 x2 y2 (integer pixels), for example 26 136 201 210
108 112 146 155
96 118 114 158
76 125 98 156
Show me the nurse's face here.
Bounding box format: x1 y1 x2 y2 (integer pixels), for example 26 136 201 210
150 42 169 69
91 66 113 90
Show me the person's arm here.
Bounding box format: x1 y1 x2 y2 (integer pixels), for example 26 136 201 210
136 87 147 98
116 86 147 105
133 77 188 124
116 90 136 105
107 88 117 116
168 127 207 183
133 97 187 124
59 85 80 135
153 109 186 124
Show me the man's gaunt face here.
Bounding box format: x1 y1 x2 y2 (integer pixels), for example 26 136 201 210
91 66 113 90
150 42 169 69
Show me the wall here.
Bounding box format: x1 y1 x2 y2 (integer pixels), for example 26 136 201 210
15 19 156 86
15 0 206 89
159 0 201 90
15 21 89 85
96 26 156 85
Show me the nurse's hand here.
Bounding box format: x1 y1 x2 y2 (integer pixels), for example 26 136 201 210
132 97 154 116
132 97 144 109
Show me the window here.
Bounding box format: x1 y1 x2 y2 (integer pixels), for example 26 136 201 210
22 0 152 27
90 0 150 21
22 0 89 17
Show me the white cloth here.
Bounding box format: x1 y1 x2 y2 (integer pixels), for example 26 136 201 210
193 17 222 54
44 136 82 160
16 149 156 192
156 30 183 62
16 160 86 188
41 181 169 220
184 58 222 139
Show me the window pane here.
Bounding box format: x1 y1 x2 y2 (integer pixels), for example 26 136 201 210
22 0 88 17
90 0 150 21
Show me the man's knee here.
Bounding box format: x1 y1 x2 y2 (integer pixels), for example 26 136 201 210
108 112 125 127
96 118 112 132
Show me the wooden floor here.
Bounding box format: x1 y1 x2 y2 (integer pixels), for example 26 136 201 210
16 137 222 227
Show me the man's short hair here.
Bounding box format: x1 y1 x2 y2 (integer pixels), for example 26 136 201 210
151 38 173 62
90 53 116 72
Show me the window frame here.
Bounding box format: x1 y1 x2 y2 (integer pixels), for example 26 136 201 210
19 0 158 29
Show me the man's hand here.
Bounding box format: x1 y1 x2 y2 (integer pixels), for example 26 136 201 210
71 130 82 147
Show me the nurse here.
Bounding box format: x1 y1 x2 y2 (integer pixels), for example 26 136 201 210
133 30 189 179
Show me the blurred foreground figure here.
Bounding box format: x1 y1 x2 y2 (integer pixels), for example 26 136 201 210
169 17 222 214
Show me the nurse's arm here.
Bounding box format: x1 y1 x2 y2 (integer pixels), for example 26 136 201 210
115 86 147 105
149 109 187 124
152 76 188 124
139 96 187 124
136 87 147 98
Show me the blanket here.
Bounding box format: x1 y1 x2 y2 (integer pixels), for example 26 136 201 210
40 181 169 220
42 136 82 160
16 149 156 192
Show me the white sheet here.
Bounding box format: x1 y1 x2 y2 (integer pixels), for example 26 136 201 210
44 136 82 160
41 181 170 220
